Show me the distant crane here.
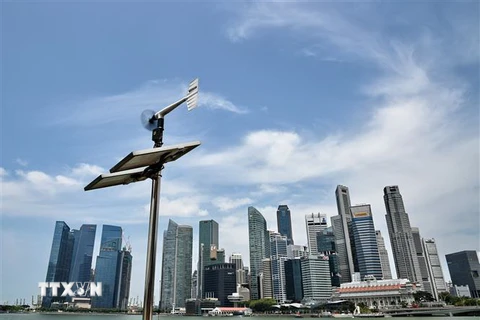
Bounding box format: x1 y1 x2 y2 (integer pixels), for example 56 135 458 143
122 233 132 252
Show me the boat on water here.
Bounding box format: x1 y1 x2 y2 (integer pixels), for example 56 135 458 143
331 313 354 318
353 313 385 318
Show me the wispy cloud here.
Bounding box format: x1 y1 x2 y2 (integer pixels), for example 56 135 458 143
212 196 253 211
15 158 28 167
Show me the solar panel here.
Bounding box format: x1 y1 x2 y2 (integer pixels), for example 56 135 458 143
109 141 201 173
84 167 147 191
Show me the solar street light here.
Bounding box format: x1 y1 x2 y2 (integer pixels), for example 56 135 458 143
84 78 200 320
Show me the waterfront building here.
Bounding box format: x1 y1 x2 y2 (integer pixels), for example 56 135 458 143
317 227 340 287
449 285 472 298
305 213 328 256
270 232 288 303
376 230 392 280
446 250 480 298
160 219 193 310
301 256 332 302
92 225 122 309
117 248 132 310
331 185 355 283
259 258 273 299
277 205 294 245
334 277 419 308
248 206 270 300
384 186 422 283
285 258 303 302
411 227 433 295
197 219 219 299
42 221 75 307
350 204 383 280
203 263 237 307
422 238 446 300
69 224 96 283
230 253 245 285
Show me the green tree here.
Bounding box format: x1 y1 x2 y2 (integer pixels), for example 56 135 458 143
414 291 434 302
248 298 277 312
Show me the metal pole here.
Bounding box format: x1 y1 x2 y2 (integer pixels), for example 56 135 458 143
142 171 162 320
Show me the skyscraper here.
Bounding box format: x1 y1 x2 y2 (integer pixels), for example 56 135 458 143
331 185 355 283
284 258 303 302
422 238 446 300
230 253 246 285
203 263 236 306
197 219 219 299
384 186 422 283
116 248 133 310
350 204 383 280
301 256 332 302
260 258 273 299
277 205 294 245
160 219 193 310
70 224 96 283
43 221 75 307
317 227 340 287
375 230 392 280
412 227 432 295
270 232 288 303
92 225 123 309
446 250 480 298
305 213 327 255
248 206 270 300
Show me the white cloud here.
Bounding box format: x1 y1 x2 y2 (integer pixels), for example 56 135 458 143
0 167 7 177
212 196 253 211
155 196 209 218
200 92 249 114
15 158 28 167
71 163 105 177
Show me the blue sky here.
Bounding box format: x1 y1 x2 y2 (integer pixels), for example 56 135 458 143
1 1 479 305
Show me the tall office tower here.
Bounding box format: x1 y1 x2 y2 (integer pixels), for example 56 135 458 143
116 248 133 310
160 220 193 310
317 227 340 287
446 250 480 298
69 224 96 283
216 248 226 264
203 263 237 306
92 225 123 309
277 205 294 245
301 256 332 302
411 227 432 294
422 239 447 300
230 253 245 285
270 232 288 303
350 204 383 280
305 213 328 255
375 230 392 280
197 219 219 299
191 271 198 299
331 185 355 283
384 186 422 283
260 258 273 299
287 244 308 259
248 206 270 300
284 258 303 302
42 221 75 307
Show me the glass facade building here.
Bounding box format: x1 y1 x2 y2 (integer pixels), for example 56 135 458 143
277 205 294 245
248 206 270 300
69 224 96 283
375 230 392 280
160 219 193 310
197 219 219 299
203 263 237 307
305 213 327 256
270 232 288 303
285 258 303 302
446 250 480 298
317 227 340 287
350 204 383 280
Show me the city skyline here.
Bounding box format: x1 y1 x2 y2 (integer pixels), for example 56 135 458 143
2 1 478 305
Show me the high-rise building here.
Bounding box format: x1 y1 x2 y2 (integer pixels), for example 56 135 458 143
197 219 219 299
301 256 332 302
203 263 237 306
331 185 355 283
116 248 132 310
350 204 383 280
92 225 123 309
270 232 288 303
446 250 480 298
284 258 303 302
422 238 446 300
384 186 422 283
43 221 75 307
160 220 193 310
317 227 340 287
277 205 294 245
259 258 273 299
230 253 246 285
412 227 432 295
70 224 96 283
248 206 270 300
305 213 328 255
287 245 308 259
375 230 392 280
